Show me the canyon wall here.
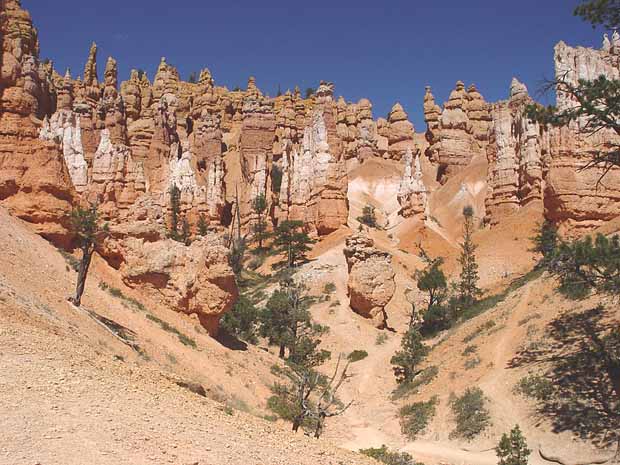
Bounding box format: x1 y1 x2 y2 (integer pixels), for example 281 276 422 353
485 38 620 233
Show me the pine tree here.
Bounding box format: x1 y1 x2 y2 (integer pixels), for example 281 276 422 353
272 220 314 269
458 206 481 309
181 217 191 245
259 278 330 367
69 204 108 307
531 220 559 265
496 425 531 465
197 214 208 236
390 326 429 384
252 194 268 250
168 184 181 241
220 295 259 343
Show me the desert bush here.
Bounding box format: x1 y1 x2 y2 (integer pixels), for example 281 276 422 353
392 366 439 400
376 333 389 345
464 356 481 370
449 387 491 440
514 374 554 402
357 204 378 228
359 445 423 465
399 396 438 439
347 350 369 363
462 345 477 356
146 313 197 348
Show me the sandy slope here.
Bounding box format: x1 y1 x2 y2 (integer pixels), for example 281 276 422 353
0 207 378 465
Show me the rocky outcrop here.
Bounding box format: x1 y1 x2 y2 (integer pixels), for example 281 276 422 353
425 82 490 183
0 0 76 246
485 79 544 225
385 103 415 160
277 82 349 235
485 39 620 233
343 234 395 328
398 148 428 219
119 235 237 336
239 79 276 226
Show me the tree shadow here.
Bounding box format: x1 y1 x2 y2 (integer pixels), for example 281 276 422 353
508 306 619 448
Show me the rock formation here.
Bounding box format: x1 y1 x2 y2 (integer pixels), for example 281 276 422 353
424 82 491 183
485 39 620 233
119 235 237 336
485 79 545 225
277 81 349 235
0 0 76 246
343 234 395 328
385 103 415 160
398 148 428 219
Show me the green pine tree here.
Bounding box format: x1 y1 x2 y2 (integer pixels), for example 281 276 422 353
531 220 559 265
259 277 330 368
496 425 531 465
458 206 481 309
197 214 208 236
390 326 429 384
69 204 108 307
168 184 181 241
272 220 315 269
252 194 269 250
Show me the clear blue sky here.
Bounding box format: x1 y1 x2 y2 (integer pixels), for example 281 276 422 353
28 1 603 129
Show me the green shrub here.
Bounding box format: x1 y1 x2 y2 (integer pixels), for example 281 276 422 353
98 282 148 312
145 313 197 348
464 356 481 370
518 313 542 327
359 445 423 465
392 366 438 400
323 282 337 294
347 350 369 363
462 345 477 356
514 374 554 402
463 320 496 343
449 387 491 440
376 333 389 345
357 204 378 228
399 396 438 439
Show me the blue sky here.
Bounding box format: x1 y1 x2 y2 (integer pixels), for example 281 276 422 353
29 1 603 129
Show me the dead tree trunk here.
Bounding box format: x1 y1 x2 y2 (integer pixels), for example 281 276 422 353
71 244 94 307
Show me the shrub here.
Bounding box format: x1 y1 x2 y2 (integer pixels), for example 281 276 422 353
449 387 491 440
359 445 423 465
514 374 554 402
323 282 337 294
376 333 389 345
347 350 369 363
391 327 429 384
145 313 197 348
464 356 481 370
357 204 378 228
399 396 438 439
518 312 542 327
462 345 477 356
392 366 438 400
